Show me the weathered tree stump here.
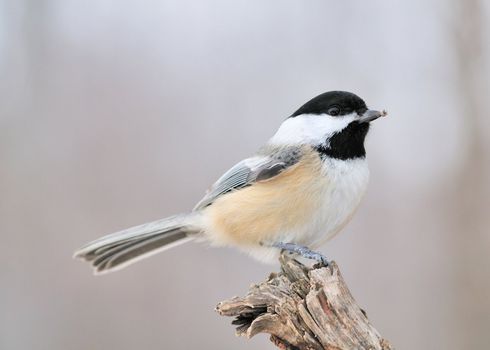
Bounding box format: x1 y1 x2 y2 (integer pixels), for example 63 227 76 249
216 255 393 350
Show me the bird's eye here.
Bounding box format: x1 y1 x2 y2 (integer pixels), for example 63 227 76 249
327 106 341 116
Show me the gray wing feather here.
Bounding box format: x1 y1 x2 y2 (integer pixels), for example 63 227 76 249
255 162 287 182
193 147 302 210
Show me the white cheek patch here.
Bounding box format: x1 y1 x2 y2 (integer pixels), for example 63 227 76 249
269 113 357 146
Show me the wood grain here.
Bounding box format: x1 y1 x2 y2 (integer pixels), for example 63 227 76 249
216 254 394 350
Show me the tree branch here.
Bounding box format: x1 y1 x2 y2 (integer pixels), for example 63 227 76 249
216 255 394 350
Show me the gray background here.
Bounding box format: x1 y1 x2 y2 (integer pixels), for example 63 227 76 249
1 1 489 349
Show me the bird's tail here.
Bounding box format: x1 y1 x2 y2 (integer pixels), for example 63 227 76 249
74 213 202 275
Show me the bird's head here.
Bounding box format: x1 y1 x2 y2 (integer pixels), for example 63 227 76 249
270 91 387 160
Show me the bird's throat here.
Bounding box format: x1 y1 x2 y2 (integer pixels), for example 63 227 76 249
316 122 369 160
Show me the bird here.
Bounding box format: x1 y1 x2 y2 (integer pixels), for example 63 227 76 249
74 91 387 275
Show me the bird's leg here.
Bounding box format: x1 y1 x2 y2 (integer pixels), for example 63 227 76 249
272 242 330 266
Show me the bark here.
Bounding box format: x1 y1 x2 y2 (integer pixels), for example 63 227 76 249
216 255 393 350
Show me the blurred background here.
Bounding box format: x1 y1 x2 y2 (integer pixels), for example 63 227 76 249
1 1 489 349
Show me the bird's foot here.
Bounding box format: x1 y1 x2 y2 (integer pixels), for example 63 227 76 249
272 242 329 266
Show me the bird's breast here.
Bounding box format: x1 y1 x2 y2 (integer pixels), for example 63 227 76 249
306 156 370 247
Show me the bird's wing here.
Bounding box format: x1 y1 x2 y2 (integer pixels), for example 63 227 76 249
193 146 303 210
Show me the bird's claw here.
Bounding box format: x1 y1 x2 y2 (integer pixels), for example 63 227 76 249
273 242 330 267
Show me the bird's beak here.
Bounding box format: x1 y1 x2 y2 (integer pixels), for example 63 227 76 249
358 109 388 123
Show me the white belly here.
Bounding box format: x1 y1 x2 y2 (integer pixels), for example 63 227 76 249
281 157 370 248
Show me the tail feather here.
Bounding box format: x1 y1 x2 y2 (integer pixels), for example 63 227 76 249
93 229 191 273
74 214 200 275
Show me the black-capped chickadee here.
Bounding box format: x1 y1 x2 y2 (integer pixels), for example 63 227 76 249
74 91 387 274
